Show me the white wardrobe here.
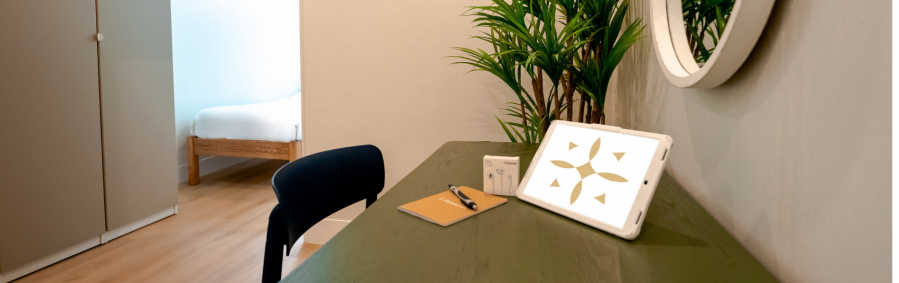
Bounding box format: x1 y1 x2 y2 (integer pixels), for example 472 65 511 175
0 0 177 281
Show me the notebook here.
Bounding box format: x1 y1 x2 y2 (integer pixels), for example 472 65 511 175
398 186 507 226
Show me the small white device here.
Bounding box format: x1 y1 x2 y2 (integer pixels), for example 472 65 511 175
483 155 519 196
516 121 673 239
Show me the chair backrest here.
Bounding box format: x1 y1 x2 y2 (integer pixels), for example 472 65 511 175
271 144 385 251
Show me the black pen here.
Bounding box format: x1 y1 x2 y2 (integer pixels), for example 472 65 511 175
448 184 478 210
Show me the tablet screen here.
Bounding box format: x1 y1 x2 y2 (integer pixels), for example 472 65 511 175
521 124 660 229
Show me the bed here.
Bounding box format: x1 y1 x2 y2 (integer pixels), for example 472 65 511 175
187 93 302 185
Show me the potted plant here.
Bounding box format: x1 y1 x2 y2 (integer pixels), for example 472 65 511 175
452 0 644 143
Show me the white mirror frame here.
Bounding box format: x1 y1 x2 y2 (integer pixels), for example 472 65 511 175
650 0 775 88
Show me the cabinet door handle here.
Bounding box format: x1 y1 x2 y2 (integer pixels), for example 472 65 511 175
96 33 103 42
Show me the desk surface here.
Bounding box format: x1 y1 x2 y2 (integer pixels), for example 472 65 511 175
282 142 777 282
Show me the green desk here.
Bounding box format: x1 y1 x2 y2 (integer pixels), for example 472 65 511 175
282 142 777 282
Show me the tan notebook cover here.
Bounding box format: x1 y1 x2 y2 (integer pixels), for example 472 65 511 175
398 186 507 226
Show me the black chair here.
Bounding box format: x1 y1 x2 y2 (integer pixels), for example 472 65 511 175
262 145 385 283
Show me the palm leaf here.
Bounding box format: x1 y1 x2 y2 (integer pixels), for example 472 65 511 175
495 115 518 142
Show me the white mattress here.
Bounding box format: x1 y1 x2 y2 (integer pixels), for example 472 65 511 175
191 93 302 142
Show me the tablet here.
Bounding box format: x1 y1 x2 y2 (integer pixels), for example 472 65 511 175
516 121 673 239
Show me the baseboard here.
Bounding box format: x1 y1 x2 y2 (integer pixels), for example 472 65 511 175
177 156 251 183
0 237 100 283
101 206 176 244
303 219 351 244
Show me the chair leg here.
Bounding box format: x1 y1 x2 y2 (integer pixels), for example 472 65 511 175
187 136 200 185
262 204 286 283
366 195 378 208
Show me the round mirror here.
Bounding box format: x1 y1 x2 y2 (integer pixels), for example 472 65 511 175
650 0 775 88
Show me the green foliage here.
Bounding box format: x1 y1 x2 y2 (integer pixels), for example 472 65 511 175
576 0 644 116
473 0 589 88
452 0 644 143
682 0 736 64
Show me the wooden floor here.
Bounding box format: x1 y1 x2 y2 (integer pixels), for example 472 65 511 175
15 160 320 283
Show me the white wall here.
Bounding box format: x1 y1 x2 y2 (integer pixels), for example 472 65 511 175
301 1 890 282
172 0 301 180
607 0 890 282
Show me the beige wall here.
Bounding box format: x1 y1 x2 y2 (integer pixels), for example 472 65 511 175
608 0 890 282
301 0 512 225
301 0 890 281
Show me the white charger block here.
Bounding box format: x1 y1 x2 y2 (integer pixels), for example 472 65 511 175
483 155 519 196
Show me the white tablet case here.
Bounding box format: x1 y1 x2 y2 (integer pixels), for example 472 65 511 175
516 121 673 240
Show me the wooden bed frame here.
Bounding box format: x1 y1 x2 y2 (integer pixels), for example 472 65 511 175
187 136 302 185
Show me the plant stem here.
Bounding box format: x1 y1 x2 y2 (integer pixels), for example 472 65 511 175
531 67 548 134
551 84 560 121
520 99 528 142
532 67 546 118
561 74 569 120
585 103 593 124
517 65 529 143
578 91 586 123
579 44 590 123
564 13 575 122
565 72 575 121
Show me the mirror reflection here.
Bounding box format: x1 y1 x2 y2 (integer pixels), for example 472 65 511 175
682 0 735 65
